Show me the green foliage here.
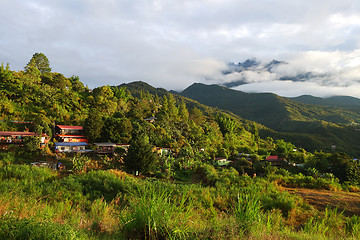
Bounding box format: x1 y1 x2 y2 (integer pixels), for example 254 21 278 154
304 207 344 237
23 136 41 153
84 109 104 143
25 53 51 74
124 126 158 174
0 164 56 181
233 189 262 233
197 163 219 186
0 152 16 166
103 117 132 143
0 216 79 240
120 182 193 239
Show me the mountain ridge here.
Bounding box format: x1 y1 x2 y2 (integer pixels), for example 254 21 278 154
179 82 360 155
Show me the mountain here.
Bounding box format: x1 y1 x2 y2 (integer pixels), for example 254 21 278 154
117 81 169 98
180 83 360 155
181 83 360 130
292 95 360 111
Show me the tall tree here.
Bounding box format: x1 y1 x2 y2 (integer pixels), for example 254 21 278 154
103 117 132 143
25 53 51 74
124 124 157 174
84 109 104 143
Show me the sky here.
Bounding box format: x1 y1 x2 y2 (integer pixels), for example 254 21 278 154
1 0 360 98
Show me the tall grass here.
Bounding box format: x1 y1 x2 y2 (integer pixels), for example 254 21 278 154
346 215 360 239
120 182 194 239
304 207 345 238
0 216 81 240
233 188 262 234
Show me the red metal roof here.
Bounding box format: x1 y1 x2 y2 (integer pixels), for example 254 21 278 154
56 135 86 138
0 131 36 136
266 155 279 160
56 125 83 130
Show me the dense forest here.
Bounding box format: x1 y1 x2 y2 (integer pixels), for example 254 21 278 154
1 53 360 239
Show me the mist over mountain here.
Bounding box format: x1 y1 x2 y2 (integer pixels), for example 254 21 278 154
219 59 329 89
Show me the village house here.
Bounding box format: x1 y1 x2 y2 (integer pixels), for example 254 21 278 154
116 144 130 153
55 125 88 143
264 155 286 167
54 142 88 153
216 157 232 166
94 142 117 154
0 131 49 148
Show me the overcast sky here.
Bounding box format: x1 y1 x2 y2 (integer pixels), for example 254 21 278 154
1 0 360 97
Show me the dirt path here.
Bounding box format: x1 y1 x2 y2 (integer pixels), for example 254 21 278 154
285 188 360 217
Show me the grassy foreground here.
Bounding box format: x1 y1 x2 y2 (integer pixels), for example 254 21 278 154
0 162 360 240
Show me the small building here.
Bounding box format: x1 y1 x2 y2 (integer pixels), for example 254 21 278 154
154 147 174 156
0 131 37 144
144 117 156 123
116 144 130 152
0 131 49 148
216 157 232 166
264 155 285 167
54 142 88 153
94 142 117 154
55 125 88 143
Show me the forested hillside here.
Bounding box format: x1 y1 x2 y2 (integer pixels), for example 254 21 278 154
0 54 273 160
180 83 360 155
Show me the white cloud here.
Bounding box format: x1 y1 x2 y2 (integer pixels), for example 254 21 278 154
0 0 360 98
234 80 360 98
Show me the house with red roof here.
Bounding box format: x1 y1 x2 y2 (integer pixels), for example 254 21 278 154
55 125 88 143
0 131 49 149
264 155 286 167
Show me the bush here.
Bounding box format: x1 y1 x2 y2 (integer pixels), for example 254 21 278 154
0 164 56 182
0 152 16 166
72 170 137 202
0 216 80 240
197 163 219 186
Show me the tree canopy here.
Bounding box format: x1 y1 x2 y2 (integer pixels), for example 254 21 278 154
25 53 51 74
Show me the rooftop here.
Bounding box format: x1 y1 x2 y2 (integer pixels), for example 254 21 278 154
56 125 83 130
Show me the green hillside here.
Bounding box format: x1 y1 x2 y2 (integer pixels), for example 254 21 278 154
180 83 360 155
292 95 360 112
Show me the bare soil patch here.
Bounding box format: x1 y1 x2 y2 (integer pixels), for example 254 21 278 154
285 188 360 217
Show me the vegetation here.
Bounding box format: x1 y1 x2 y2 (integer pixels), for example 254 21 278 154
181 83 360 156
1 54 360 239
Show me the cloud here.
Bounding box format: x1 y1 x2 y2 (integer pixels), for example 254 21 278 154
234 80 360 98
0 0 360 98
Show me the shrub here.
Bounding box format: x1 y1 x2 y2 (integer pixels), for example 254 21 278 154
73 170 137 202
0 164 56 182
197 163 219 186
0 152 16 166
0 216 80 240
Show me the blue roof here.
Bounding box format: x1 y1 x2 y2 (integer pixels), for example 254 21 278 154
55 142 87 146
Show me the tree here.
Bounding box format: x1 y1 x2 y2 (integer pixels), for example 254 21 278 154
91 86 117 117
24 58 41 83
84 109 104 143
103 117 132 143
124 125 157 174
178 101 189 122
25 53 51 74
